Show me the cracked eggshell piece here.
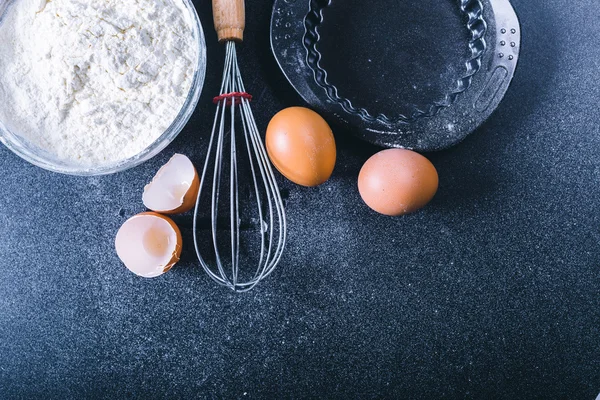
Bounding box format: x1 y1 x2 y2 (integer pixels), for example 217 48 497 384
115 212 182 278
142 153 200 214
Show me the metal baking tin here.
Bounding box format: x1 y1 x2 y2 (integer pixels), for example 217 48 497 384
271 0 521 151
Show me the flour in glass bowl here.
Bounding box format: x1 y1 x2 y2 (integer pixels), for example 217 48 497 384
0 0 198 165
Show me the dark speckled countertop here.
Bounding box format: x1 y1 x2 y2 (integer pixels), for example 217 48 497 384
1 0 599 399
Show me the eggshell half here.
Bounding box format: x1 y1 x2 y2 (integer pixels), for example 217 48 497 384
115 212 182 278
143 154 200 214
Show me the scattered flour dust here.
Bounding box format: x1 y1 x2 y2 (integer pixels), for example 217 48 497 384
0 0 198 165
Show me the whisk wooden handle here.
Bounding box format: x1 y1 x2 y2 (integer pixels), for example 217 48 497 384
212 0 245 42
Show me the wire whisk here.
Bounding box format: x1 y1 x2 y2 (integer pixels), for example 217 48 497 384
193 0 286 292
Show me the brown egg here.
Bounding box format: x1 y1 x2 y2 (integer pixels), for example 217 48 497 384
266 107 336 187
358 149 438 216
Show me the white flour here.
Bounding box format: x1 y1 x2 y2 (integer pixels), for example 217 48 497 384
0 0 197 165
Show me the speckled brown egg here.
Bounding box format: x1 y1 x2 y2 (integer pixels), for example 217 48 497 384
358 149 438 216
266 107 336 187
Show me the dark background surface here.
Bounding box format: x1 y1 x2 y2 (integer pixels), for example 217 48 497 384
1 0 599 398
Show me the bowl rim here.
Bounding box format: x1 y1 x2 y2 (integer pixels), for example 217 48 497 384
0 0 207 176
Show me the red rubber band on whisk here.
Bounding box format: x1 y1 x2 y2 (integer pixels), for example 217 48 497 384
213 92 253 106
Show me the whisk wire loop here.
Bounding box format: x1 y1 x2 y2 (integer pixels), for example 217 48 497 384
193 42 287 292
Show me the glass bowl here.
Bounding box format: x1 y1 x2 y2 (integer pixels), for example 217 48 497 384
0 0 206 176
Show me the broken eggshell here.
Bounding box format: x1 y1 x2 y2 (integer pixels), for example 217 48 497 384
142 153 200 214
115 212 183 278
